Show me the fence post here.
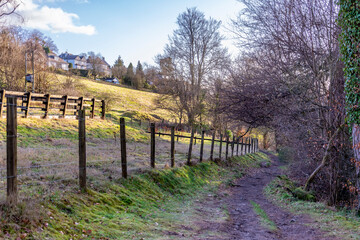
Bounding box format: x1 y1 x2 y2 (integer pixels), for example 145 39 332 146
249 138 252 153
248 138 252 153
225 135 229 160
7 97 17 204
150 123 155 168
0 89 5 118
24 92 32 118
101 100 106 120
79 109 86 191
187 128 194 165
91 98 95 119
239 138 243 156
245 138 248 154
240 138 243 155
78 97 84 118
219 134 223 159
231 136 235 157
210 132 215 161
236 138 239 156
62 95 68 118
246 138 249 154
244 138 247 155
200 130 205 162
252 139 255 153
171 126 175 167
120 118 127 178
43 94 51 119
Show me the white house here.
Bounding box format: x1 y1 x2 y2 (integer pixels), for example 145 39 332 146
47 53 69 71
59 52 87 70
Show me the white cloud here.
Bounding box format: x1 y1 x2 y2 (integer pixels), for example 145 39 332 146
12 0 95 35
34 0 89 3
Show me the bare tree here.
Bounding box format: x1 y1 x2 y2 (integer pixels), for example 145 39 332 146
157 8 229 126
25 30 53 93
0 27 24 90
87 51 104 79
225 0 352 205
0 0 20 22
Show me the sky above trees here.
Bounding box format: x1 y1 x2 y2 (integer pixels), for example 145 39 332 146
9 0 243 66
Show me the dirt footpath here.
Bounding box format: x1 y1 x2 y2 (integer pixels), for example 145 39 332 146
188 153 339 240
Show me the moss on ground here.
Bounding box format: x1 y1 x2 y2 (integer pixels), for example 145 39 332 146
265 175 360 239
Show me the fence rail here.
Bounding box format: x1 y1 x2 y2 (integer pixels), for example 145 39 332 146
0 90 106 119
1 96 259 205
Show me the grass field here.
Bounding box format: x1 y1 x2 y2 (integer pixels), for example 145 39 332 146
0 151 269 239
52 74 172 121
0 76 232 204
0 75 262 239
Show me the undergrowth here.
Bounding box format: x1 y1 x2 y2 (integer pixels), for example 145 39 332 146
265 175 360 239
0 152 269 239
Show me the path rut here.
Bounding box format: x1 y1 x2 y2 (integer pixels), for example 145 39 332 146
188 152 339 240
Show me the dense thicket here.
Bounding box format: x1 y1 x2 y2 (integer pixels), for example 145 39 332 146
220 0 353 206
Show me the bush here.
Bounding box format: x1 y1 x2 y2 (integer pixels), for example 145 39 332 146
278 146 295 163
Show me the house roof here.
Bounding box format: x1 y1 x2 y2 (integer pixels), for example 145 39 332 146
87 56 110 67
59 52 86 61
47 53 68 64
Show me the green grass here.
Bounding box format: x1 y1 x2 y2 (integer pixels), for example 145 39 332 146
0 74 271 239
265 176 360 239
0 152 270 239
0 115 149 147
250 200 278 232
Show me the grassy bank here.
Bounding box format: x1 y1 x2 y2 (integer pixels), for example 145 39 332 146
265 175 360 239
0 152 270 239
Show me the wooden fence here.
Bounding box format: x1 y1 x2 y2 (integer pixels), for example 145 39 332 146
0 90 106 119
2 96 258 204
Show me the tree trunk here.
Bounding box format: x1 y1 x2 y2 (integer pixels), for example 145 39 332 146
263 130 269 149
352 124 360 212
304 127 341 191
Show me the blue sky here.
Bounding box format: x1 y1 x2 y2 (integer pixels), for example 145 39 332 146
14 0 243 66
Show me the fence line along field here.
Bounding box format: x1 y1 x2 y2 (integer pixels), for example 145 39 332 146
0 89 106 119
0 96 258 203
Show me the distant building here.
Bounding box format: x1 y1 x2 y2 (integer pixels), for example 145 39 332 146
59 52 87 70
47 53 69 71
87 56 112 76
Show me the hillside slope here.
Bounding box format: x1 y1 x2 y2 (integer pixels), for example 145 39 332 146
54 74 171 121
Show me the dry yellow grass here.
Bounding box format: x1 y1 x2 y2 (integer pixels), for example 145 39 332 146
54 74 171 120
